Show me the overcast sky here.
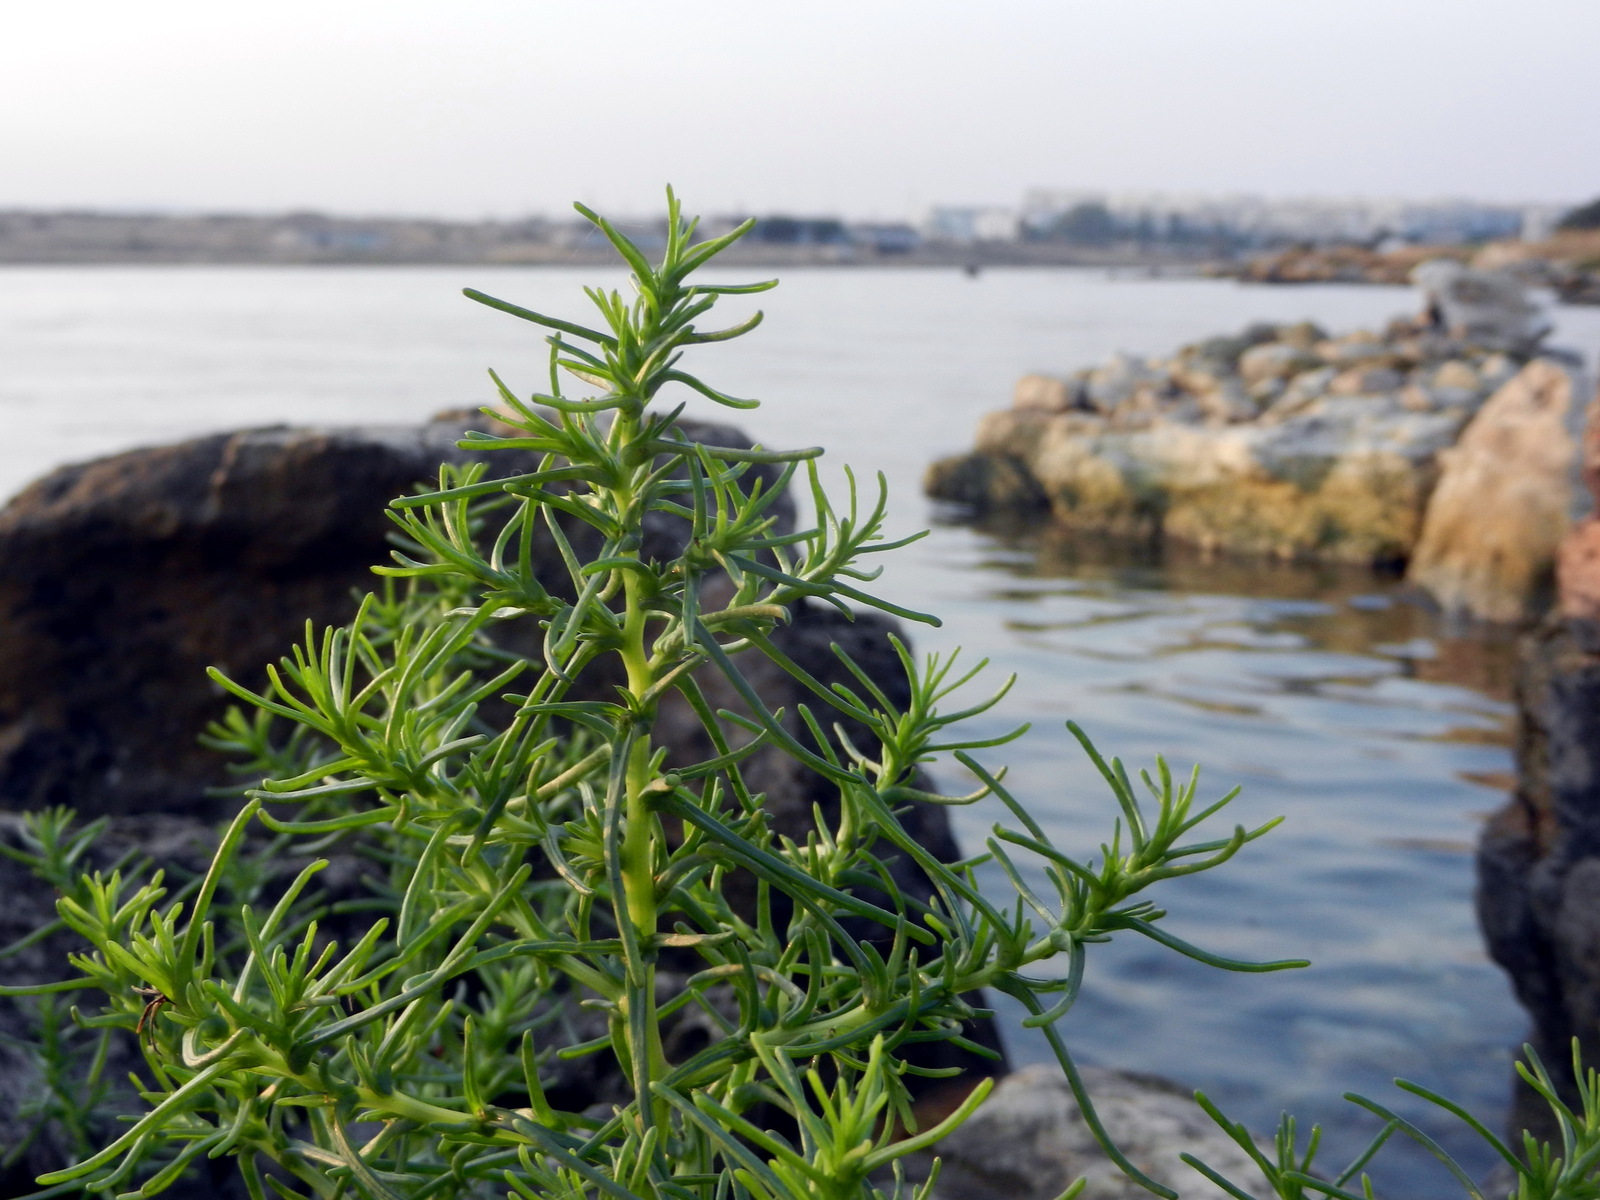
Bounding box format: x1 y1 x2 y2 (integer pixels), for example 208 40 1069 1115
4 0 1597 220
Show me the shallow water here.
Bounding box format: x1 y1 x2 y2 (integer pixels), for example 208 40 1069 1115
919 528 1521 1195
4 264 1599 1195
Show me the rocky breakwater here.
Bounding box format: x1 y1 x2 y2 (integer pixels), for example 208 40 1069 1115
927 265 1591 621
1226 231 1600 306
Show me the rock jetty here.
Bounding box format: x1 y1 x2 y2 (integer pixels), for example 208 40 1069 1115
1225 230 1600 306
927 265 1591 621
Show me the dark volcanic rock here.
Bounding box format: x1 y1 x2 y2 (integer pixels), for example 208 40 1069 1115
1478 379 1600 1137
1479 617 1600 1137
0 414 785 819
0 420 486 817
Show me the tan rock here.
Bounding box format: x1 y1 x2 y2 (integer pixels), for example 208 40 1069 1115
1238 342 1316 386
1169 363 1225 396
1161 451 1430 564
1282 365 1337 402
1432 360 1481 392
974 408 1056 462
1407 360 1589 621
1400 384 1437 412
1315 333 1389 366
1481 352 1519 389
1274 320 1327 351
1014 373 1074 413
930 306 1567 570
1193 378 1257 424
1111 384 1168 428
1329 366 1404 396
1582 386 1600 506
1030 429 1159 540
1086 354 1157 411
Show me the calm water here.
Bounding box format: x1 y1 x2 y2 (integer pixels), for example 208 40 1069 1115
5 266 1600 1195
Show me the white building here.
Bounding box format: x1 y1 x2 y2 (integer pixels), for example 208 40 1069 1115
919 206 1021 244
1019 188 1540 246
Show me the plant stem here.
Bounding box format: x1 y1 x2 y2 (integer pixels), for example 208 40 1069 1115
612 416 670 1135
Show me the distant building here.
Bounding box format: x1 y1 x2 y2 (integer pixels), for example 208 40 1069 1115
848 222 921 254
1020 188 1545 249
920 206 1020 245
555 218 668 252
749 215 849 245
1520 205 1569 242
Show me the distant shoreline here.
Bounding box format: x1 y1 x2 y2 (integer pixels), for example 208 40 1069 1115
0 209 1227 270
0 245 1228 272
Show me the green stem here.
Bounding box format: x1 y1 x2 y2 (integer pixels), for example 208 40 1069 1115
612 409 670 1138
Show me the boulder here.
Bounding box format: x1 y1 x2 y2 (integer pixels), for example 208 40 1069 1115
1478 617 1600 1141
1316 333 1394 368
0 414 789 818
897 1065 1271 1200
930 383 1466 565
1412 260 1552 356
1086 354 1158 413
923 449 1048 513
1237 342 1316 387
0 422 469 818
1433 360 1483 393
1014 373 1076 413
1329 366 1405 396
1407 361 1592 622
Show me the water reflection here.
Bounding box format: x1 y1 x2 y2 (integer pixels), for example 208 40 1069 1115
985 517 1519 701
908 518 1524 1200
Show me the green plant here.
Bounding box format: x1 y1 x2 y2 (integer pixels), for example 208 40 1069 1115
0 812 125 1186
1184 1039 1600 1200
4 193 1325 1200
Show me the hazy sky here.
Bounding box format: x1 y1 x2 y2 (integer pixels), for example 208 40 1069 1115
4 0 1597 220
